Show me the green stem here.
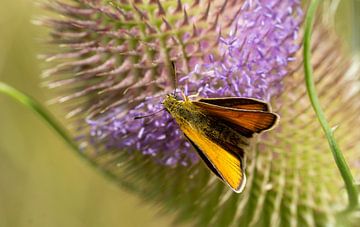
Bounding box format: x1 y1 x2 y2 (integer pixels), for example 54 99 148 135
0 82 79 152
303 0 359 210
0 81 138 192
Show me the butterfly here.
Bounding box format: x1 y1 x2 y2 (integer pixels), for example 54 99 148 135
162 93 279 193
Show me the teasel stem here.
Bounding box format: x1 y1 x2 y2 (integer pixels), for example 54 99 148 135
0 82 136 191
303 0 359 211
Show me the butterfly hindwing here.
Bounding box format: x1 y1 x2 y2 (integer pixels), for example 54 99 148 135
197 97 270 111
180 124 246 192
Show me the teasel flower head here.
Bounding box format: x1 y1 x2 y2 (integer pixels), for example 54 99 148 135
40 0 360 226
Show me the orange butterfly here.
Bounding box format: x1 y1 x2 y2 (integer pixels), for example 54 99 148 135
163 94 279 193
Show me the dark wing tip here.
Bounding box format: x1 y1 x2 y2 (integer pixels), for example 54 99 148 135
250 112 279 134
262 112 280 131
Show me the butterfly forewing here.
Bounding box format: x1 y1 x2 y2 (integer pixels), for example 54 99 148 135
180 123 246 192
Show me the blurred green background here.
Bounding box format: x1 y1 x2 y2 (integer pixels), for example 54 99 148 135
0 0 357 227
0 1 175 226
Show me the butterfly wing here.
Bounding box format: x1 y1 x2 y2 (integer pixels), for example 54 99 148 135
197 97 270 111
193 101 278 137
180 123 246 193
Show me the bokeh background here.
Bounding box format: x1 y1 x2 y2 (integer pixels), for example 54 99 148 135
0 0 357 226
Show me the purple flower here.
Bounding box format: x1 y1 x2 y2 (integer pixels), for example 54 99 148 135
86 0 302 166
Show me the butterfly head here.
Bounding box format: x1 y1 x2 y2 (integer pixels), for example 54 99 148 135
163 93 179 112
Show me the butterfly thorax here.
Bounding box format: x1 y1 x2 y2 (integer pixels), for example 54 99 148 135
163 95 201 120
163 95 250 148
162 95 184 113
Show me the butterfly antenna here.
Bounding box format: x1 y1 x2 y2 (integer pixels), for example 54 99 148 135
171 61 188 101
171 61 178 97
134 108 165 120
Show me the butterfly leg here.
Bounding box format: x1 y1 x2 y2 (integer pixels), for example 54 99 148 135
180 90 189 101
187 91 200 100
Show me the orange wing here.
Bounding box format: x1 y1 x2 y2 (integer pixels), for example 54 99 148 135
180 123 246 193
193 101 278 137
197 97 270 111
